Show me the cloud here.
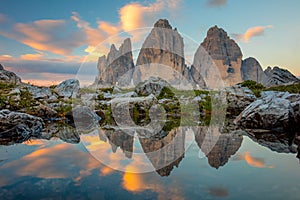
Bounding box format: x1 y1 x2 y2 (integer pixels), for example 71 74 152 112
0 19 86 55
234 152 274 169
0 13 7 23
232 25 273 43
71 0 181 55
207 0 227 7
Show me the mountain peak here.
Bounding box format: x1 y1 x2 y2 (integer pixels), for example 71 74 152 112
154 19 172 29
0 64 4 70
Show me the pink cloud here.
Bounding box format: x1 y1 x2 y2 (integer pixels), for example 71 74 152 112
232 25 273 42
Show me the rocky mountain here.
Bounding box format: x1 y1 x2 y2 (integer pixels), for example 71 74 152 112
0 64 21 85
96 38 134 86
241 57 267 83
94 19 298 89
199 26 243 86
262 66 299 87
134 19 185 84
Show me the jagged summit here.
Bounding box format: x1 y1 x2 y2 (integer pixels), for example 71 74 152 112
154 19 172 29
263 66 299 87
96 38 134 86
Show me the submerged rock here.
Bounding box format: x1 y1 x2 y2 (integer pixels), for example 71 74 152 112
0 110 44 144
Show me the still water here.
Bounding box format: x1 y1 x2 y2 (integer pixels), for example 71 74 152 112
0 126 299 200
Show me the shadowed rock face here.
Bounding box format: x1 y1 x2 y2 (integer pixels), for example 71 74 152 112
200 26 243 86
139 127 185 176
194 127 243 169
136 19 185 74
99 128 134 159
241 57 267 83
263 66 299 87
96 38 134 86
0 67 22 85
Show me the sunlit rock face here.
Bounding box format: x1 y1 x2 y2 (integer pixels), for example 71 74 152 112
194 127 243 169
241 57 267 84
199 26 243 86
136 19 185 73
96 38 134 86
139 127 186 176
262 66 299 87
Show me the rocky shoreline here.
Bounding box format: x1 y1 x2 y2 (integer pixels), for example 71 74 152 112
0 65 300 159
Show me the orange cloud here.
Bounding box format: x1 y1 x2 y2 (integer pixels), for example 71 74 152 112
0 19 85 55
238 152 274 169
232 25 273 43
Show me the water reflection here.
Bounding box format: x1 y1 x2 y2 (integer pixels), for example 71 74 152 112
194 127 243 169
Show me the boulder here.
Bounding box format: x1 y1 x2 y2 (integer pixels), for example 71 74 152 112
135 77 171 97
225 85 257 114
42 123 80 144
68 106 101 131
0 64 4 70
26 84 53 99
236 94 295 132
54 79 80 98
0 69 21 85
0 110 44 144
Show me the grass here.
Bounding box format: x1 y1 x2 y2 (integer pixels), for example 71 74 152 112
266 82 300 94
240 80 265 97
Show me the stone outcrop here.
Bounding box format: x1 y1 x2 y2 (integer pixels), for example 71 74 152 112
262 66 299 87
68 106 101 131
54 79 80 98
225 85 257 115
135 19 185 84
0 64 21 85
135 76 171 97
200 26 243 86
0 110 44 144
96 38 134 86
235 91 297 133
241 57 267 83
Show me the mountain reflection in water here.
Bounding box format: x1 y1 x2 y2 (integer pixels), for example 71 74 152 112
0 123 300 199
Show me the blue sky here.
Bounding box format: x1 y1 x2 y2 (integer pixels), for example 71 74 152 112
0 0 299 85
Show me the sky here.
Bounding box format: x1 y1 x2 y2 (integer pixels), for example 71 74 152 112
0 0 299 86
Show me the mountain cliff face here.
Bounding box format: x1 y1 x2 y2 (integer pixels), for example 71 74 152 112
200 26 243 86
262 66 299 87
135 19 185 83
94 20 298 88
96 38 134 86
241 57 267 83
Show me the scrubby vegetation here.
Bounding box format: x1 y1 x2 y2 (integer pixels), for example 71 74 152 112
240 80 265 97
267 83 300 94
